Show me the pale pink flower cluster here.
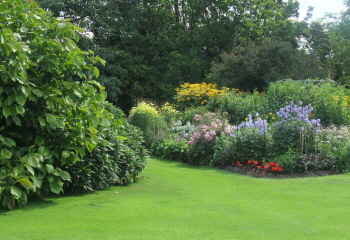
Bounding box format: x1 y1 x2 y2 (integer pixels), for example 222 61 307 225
188 113 236 146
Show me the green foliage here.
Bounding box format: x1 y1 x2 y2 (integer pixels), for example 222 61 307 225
212 134 233 167
297 154 336 173
0 0 102 209
316 125 350 172
150 137 189 163
209 39 326 92
275 150 299 173
128 102 167 145
230 128 270 163
0 1 147 209
212 90 268 124
272 121 316 156
64 103 149 192
179 106 209 124
38 0 305 111
266 81 315 111
327 4 350 80
158 102 179 126
266 81 350 126
187 142 215 166
312 87 350 126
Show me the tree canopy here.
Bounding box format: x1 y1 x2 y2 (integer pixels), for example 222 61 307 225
38 0 313 111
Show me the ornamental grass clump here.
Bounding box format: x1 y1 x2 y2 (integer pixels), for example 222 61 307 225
128 102 167 145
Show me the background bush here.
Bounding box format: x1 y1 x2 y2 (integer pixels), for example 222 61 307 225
211 90 269 124
266 81 350 126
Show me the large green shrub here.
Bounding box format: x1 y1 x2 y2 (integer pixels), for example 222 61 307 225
266 81 350 126
0 1 148 209
212 91 269 124
64 103 149 192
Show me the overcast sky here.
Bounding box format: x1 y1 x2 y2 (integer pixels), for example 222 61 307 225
297 0 346 20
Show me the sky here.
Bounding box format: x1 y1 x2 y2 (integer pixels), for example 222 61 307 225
297 0 346 21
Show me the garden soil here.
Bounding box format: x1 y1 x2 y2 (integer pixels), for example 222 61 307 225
223 165 341 179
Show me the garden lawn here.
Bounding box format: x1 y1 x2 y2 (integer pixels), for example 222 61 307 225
1 158 350 240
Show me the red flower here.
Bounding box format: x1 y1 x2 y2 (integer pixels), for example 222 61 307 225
264 165 269 169
253 160 259 165
262 161 266 165
232 162 235 165
236 161 241 165
272 167 277 171
277 167 283 172
257 166 261 169
238 164 243 167
269 162 275 167
275 163 280 168
247 160 252 164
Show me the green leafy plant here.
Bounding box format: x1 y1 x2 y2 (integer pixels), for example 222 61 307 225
128 102 167 145
296 154 336 172
0 0 148 209
316 125 350 172
275 150 300 173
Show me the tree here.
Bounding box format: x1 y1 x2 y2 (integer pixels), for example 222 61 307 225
327 1 350 82
209 39 326 91
37 0 305 110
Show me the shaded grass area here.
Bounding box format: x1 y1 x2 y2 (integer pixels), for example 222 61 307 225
1 157 350 239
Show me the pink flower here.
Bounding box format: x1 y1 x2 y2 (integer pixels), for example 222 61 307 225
209 130 216 136
194 114 202 121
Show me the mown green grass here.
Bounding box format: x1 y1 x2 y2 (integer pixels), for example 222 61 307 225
1 157 350 240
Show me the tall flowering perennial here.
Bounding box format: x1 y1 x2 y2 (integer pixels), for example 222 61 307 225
272 102 322 155
176 82 230 109
237 113 268 135
273 101 321 129
188 112 236 146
